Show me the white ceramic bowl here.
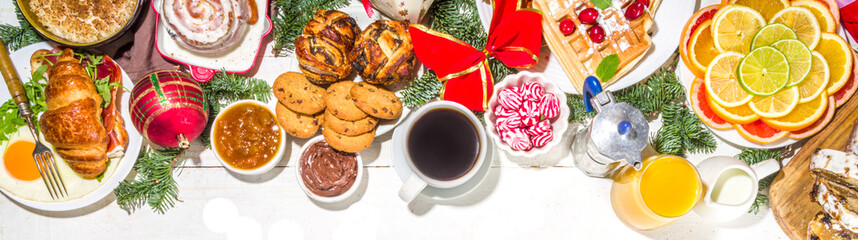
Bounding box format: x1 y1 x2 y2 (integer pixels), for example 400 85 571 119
211 100 286 175
485 71 570 157
296 135 364 203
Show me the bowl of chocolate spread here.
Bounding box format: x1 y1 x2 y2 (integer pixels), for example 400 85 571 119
296 135 363 202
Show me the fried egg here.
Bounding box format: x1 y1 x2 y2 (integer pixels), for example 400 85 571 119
0 126 120 202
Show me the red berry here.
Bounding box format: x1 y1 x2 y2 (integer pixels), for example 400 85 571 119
637 0 650 8
625 2 645 20
579 8 599 24
559 19 575 35
588 25 605 43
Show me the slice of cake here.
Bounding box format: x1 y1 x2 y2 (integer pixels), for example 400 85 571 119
812 181 858 233
810 149 858 235
808 211 858 240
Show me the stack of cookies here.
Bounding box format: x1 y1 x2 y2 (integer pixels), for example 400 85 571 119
273 72 403 153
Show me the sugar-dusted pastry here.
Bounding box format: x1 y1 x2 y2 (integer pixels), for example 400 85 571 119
349 20 418 85
161 0 258 54
295 10 361 85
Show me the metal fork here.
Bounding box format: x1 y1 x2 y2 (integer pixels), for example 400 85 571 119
0 40 68 199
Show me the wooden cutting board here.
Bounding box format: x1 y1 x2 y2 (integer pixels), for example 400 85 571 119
770 52 858 240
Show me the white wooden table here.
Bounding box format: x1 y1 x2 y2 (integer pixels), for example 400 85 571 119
0 1 790 239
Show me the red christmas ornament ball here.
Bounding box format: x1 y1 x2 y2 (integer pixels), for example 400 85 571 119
129 70 209 148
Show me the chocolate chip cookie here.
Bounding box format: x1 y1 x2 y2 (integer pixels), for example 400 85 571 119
349 82 402 120
322 126 375 153
272 72 326 115
325 81 369 121
324 111 378 136
276 102 324 138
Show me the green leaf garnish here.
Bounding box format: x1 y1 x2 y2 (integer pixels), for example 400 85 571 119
590 0 612 9
595 54 620 82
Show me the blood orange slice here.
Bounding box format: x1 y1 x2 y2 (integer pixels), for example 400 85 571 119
790 96 835 139
736 120 789 143
691 78 733 129
680 5 721 78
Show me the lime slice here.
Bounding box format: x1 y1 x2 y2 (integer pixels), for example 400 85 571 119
751 23 797 50
771 39 812 87
738 46 791 96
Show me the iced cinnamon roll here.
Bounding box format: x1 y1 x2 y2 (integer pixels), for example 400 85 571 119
161 0 258 54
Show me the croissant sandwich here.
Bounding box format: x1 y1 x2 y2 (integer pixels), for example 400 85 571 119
38 49 128 179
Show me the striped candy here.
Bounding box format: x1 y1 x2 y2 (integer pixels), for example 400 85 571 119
522 81 545 102
498 88 523 110
520 101 539 127
494 105 515 118
538 92 560 119
531 131 553 148
505 128 532 151
527 119 551 136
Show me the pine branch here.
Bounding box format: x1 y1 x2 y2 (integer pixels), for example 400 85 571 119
114 147 185 214
400 71 443 108
735 148 787 214
270 0 350 56
0 1 44 50
199 71 272 148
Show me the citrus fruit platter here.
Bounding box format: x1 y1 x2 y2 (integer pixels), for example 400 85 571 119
677 0 858 148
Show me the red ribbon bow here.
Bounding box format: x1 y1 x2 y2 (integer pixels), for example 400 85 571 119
843 2 858 42
409 0 542 110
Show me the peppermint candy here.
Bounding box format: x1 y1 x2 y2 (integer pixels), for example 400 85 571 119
531 131 553 148
538 92 560 119
522 81 545 102
494 105 515 118
498 88 523 110
497 114 522 131
505 128 533 151
527 119 551 136
519 101 539 127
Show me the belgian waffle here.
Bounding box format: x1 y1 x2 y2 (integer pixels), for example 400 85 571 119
533 0 660 93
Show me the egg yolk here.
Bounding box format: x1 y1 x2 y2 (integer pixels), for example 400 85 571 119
3 141 40 181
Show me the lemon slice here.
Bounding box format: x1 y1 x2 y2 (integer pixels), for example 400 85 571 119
762 92 827 131
771 39 812 87
751 23 797 50
706 52 753 107
728 0 789 20
749 86 800 118
791 0 837 33
708 97 760 124
816 33 854 94
738 46 791 96
712 5 766 54
689 20 720 73
770 7 822 50
797 52 829 103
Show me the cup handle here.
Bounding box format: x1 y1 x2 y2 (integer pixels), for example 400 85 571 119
750 158 782 181
398 174 428 202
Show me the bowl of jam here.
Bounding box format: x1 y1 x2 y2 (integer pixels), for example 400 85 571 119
296 135 363 203
211 100 286 175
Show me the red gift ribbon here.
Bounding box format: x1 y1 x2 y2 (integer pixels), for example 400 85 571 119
409 0 542 111
843 1 858 42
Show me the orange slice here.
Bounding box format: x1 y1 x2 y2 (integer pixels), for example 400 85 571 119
817 33 854 94
790 96 835 139
680 6 722 78
725 0 789 20
691 78 733 129
736 120 789 143
689 20 720 76
762 92 827 131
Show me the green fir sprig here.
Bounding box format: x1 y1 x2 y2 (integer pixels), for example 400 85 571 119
199 71 272 148
114 147 185 214
270 0 350 56
735 148 787 214
0 1 44 50
401 71 443 108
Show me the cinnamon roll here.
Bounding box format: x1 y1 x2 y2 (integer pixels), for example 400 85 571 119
161 0 257 54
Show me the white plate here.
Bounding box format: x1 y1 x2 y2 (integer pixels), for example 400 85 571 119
152 0 272 79
0 42 142 211
293 2 413 136
476 0 695 94
677 60 797 149
391 113 493 200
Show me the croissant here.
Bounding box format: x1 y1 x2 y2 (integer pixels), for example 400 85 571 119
295 10 360 85
39 49 109 179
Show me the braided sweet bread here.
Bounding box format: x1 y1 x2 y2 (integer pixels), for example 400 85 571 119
349 20 418 85
295 10 361 85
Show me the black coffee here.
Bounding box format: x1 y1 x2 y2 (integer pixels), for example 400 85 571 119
407 108 480 180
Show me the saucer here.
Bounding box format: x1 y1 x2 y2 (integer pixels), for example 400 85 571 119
391 117 494 200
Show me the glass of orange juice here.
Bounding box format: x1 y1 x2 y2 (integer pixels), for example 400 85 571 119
610 155 703 231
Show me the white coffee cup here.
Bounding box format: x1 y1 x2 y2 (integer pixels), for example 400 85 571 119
693 156 781 222
397 101 488 202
